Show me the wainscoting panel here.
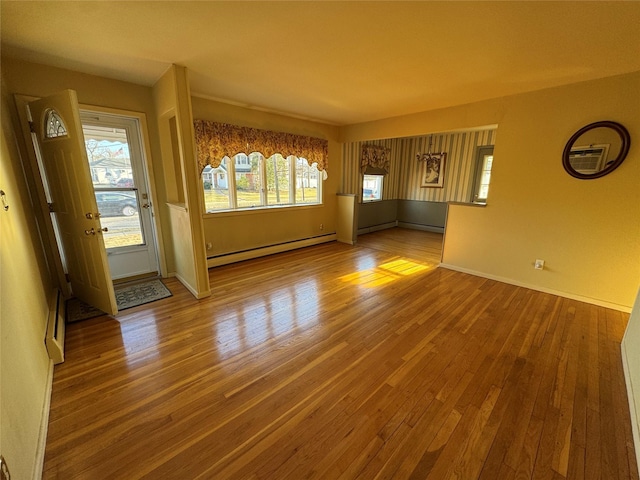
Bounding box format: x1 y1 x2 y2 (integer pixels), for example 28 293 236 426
358 199 398 230
397 200 447 229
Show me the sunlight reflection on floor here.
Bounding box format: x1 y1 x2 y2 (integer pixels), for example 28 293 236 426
213 278 320 359
339 257 432 288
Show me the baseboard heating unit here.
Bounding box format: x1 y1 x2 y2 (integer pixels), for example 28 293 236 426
46 288 65 364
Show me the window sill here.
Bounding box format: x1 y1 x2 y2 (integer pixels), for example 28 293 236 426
203 202 323 218
448 201 487 207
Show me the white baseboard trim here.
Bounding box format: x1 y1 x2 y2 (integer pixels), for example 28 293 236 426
174 274 210 299
621 340 640 476
357 221 397 236
207 234 337 268
34 359 54 480
439 263 632 313
396 222 444 234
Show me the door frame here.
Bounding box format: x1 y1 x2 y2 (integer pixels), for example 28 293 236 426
13 95 167 296
14 94 71 296
79 107 165 280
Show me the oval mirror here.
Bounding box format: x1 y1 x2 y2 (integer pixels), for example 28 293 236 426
562 121 630 179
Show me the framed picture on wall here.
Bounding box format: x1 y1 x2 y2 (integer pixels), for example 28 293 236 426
420 153 446 188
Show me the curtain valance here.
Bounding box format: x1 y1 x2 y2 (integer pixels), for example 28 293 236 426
361 144 391 174
194 119 328 175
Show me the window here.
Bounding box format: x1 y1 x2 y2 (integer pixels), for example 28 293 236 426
296 157 320 204
236 153 263 208
44 109 68 138
202 154 322 212
472 146 494 204
266 154 291 205
363 174 383 202
202 158 231 210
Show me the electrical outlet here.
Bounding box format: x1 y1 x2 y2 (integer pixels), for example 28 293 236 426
206 242 212 250
534 259 545 270
319 223 324 231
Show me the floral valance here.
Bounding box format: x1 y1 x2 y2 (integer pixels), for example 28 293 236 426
194 119 328 175
361 144 391 174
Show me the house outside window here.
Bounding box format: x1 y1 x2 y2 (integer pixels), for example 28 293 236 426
202 154 322 212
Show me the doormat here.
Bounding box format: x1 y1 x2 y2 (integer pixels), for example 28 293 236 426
66 278 172 323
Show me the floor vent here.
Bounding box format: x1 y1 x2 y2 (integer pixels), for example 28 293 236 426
46 288 65 364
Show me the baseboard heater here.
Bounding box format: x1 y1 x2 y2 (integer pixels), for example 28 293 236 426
207 233 337 268
396 221 445 234
357 221 398 235
46 288 65 365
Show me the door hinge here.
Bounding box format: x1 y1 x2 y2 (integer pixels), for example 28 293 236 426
65 273 71 283
28 120 36 133
47 202 55 212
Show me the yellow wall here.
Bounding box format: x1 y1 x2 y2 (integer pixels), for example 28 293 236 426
343 71 640 310
191 97 341 258
0 81 53 480
1 58 175 276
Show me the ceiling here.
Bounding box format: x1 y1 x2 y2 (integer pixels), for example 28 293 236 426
2 1 640 126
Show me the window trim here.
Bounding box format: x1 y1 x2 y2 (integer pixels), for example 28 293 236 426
202 153 323 214
362 174 384 203
471 146 494 204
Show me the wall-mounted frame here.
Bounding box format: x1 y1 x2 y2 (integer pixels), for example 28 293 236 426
420 153 446 188
562 120 630 179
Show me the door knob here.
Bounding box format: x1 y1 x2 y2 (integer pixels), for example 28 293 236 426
99 227 108 233
84 228 96 236
142 203 151 209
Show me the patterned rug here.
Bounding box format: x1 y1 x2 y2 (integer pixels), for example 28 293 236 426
66 278 172 322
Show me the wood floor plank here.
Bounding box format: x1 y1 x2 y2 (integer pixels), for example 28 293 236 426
42 228 638 480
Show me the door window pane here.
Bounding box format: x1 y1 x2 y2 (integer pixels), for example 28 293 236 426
94 191 144 248
83 125 134 189
83 124 144 248
44 109 68 138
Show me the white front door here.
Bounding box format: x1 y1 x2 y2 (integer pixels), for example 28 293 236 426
28 90 118 315
80 111 159 280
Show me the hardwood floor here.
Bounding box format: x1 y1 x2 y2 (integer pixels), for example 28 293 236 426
44 228 638 479
354 228 443 265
